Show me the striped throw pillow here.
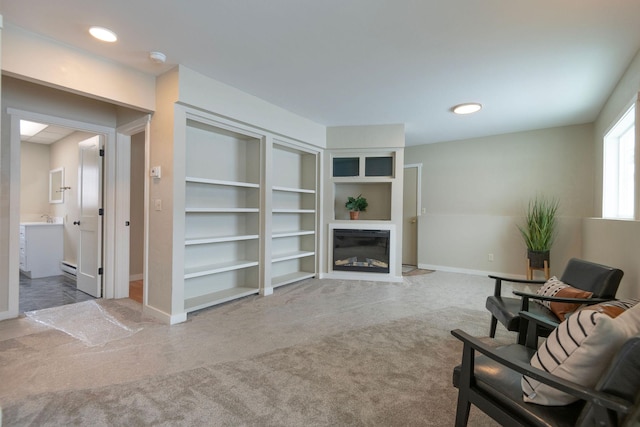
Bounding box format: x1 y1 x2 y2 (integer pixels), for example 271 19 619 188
521 310 627 405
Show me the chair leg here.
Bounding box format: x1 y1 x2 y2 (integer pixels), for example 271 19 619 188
489 316 497 338
455 396 471 427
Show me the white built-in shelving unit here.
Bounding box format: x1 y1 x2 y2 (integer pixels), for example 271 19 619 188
177 113 320 315
270 142 318 288
183 119 262 313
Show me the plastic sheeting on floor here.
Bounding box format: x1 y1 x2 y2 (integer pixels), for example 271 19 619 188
25 300 142 347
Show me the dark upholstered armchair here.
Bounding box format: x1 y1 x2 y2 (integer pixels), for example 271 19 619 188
486 258 623 343
451 311 640 427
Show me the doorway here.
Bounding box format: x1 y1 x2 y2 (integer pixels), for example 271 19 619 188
402 164 422 268
128 131 146 304
18 120 103 312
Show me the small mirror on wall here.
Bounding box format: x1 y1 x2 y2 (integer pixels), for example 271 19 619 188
49 167 64 204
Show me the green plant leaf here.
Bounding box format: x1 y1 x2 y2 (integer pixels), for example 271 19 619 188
517 196 559 251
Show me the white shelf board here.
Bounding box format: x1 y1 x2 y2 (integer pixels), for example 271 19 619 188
272 185 315 194
272 230 315 239
185 234 259 245
184 287 258 313
272 209 315 214
332 177 394 183
185 176 259 188
185 207 259 213
184 260 259 279
272 251 315 263
272 271 315 288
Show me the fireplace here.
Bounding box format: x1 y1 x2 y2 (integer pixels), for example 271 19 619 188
333 229 390 273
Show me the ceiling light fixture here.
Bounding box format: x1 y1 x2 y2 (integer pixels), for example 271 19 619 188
452 103 482 115
89 26 118 42
20 120 48 137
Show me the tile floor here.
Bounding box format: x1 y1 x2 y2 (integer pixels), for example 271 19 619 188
19 274 96 313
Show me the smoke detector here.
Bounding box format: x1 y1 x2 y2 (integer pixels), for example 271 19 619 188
149 51 167 64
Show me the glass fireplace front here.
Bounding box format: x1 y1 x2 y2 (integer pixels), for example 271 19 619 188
333 229 390 273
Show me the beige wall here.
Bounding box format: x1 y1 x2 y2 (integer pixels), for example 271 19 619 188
327 124 405 149
405 123 594 277
19 141 50 219
2 24 155 112
584 48 640 299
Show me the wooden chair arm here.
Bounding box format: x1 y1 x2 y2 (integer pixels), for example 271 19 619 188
512 290 611 305
488 275 547 285
488 275 546 297
450 329 633 415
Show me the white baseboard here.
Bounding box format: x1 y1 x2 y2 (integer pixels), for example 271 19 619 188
0 309 19 321
324 272 403 283
129 273 143 281
142 304 187 325
418 264 526 280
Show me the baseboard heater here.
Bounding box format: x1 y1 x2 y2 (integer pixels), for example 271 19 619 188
60 261 77 281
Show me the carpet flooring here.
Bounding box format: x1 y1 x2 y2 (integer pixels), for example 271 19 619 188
5 308 503 426
1 272 519 426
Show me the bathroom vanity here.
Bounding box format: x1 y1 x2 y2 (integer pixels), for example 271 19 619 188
19 222 64 279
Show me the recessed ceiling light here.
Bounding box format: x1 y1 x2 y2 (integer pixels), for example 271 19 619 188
89 26 118 43
452 103 482 115
20 120 48 137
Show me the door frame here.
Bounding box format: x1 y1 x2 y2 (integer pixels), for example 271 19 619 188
114 116 151 300
403 163 422 265
6 108 117 316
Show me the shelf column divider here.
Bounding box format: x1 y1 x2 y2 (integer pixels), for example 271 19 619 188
261 135 274 296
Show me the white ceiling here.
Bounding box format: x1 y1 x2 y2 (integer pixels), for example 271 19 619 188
3 1 640 146
21 124 75 145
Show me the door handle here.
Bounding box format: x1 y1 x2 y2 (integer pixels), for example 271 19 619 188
73 221 81 226
410 218 417 224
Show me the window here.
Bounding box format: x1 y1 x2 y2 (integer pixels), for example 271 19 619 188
603 103 635 219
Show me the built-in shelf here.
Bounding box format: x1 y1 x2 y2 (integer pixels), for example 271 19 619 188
272 250 315 263
272 272 315 288
272 209 315 214
270 142 318 288
185 207 260 213
178 115 319 316
272 185 315 194
184 287 259 313
272 230 315 239
184 260 259 279
186 176 260 188
185 234 260 245
181 116 262 313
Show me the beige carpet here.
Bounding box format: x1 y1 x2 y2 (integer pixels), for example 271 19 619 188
4 307 503 426
1 272 522 426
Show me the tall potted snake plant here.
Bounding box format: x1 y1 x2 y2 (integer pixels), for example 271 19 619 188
518 196 559 269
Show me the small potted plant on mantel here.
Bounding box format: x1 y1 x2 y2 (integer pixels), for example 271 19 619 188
345 194 368 220
518 195 559 278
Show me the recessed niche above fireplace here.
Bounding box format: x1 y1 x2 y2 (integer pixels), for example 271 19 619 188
333 228 390 274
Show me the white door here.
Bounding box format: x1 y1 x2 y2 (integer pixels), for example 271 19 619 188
402 166 418 266
76 135 103 297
